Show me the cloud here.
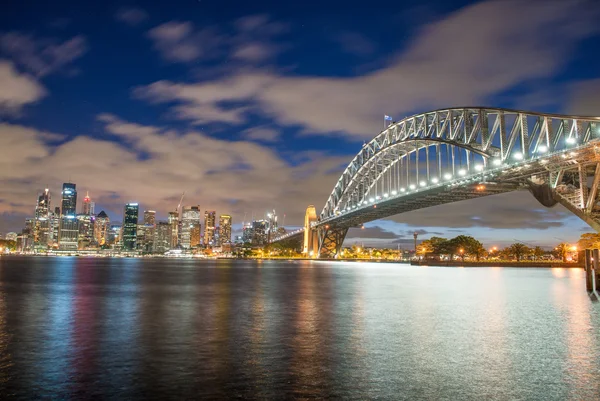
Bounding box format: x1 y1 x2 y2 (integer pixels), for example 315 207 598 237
147 14 286 64
332 32 375 56
0 117 347 232
567 78 600 116
136 0 599 138
115 7 149 26
0 60 46 113
242 126 280 142
0 32 88 77
346 226 397 239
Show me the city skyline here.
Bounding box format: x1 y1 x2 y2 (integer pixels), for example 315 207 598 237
1 0 600 248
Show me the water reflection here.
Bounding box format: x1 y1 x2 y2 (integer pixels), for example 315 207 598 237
0 257 597 399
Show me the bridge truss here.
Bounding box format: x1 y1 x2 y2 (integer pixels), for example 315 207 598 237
314 107 600 258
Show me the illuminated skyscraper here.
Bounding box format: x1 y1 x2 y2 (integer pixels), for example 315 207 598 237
77 214 94 249
143 210 156 251
203 210 216 246
168 211 179 249
144 210 156 226
82 191 94 215
242 223 253 243
218 215 232 246
94 210 110 246
153 222 171 254
251 220 268 245
59 183 78 250
122 203 139 250
33 188 51 250
181 206 201 249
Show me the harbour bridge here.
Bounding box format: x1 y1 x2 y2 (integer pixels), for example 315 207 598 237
270 107 600 259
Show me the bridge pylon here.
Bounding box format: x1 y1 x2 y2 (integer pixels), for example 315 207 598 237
303 206 319 257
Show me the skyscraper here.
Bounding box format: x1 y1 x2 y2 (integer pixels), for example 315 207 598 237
168 211 179 249
33 188 51 250
143 210 156 251
122 203 139 251
59 183 78 250
181 206 201 249
242 223 253 244
251 220 268 246
203 210 216 246
82 191 94 215
153 222 171 254
94 210 110 246
77 214 94 249
143 210 156 226
218 215 232 246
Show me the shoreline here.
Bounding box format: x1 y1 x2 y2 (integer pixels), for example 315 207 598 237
410 260 583 268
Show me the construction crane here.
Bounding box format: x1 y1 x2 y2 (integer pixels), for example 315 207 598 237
176 192 185 217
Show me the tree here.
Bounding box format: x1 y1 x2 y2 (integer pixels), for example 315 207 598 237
553 242 571 262
448 235 484 261
578 233 600 250
507 243 530 261
532 246 545 260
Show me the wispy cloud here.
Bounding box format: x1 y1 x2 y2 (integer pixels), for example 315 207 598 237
115 7 149 26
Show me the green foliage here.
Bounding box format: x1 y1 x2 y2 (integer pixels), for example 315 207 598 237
506 243 530 261
578 233 600 250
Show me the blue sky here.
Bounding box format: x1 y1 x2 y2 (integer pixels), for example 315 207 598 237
1 0 600 248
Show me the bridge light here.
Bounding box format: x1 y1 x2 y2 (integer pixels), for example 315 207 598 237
431 177 439 183
419 181 426 187
400 187 406 192
492 158 502 166
444 173 453 180
458 169 467 176
538 145 548 153
561 154 568 159
363 201 368 205
570 152 577 157
566 137 576 145
391 190 398 195
474 164 484 171
369 198 375 203
540 159 549 164
513 152 523 160
376 196 381 200
383 193 389 198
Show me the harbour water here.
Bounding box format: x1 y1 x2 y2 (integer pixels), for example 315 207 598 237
0 256 598 399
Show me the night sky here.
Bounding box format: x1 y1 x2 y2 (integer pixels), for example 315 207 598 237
1 0 600 248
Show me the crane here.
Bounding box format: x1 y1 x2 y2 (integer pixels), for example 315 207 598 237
176 192 185 217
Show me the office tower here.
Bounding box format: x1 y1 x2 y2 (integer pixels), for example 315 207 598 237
218 215 232 246
122 203 139 250
82 192 94 215
94 211 110 246
108 224 121 247
242 223 253 243
203 210 216 246
136 224 146 251
153 222 171 254
50 207 60 247
77 214 94 249
143 210 156 251
168 211 179 249
251 220 268 246
181 206 201 249
34 188 51 250
59 183 78 250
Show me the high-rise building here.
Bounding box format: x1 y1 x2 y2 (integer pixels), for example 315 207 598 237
82 191 94 215
33 188 51 250
242 223 253 244
108 224 121 247
168 211 179 249
203 210 216 246
61 183 77 216
94 211 110 246
59 183 78 250
143 210 156 251
153 222 171 254
77 214 95 249
49 207 60 247
122 203 139 250
218 215 232 246
181 206 201 249
251 220 268 246
136 224 146 251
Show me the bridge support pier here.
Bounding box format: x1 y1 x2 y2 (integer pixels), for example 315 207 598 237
584 249 600 295
318 227 348 259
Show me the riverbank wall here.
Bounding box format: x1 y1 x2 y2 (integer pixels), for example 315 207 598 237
410 260 583 268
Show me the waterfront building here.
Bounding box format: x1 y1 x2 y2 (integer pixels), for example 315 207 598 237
153 222 171 254
76 214 95 249
122 203 139 250
203 210 216 246
168 211 179 249
82 192 94 215
108 224 121 247
143 210 156 251
251 220 268 246
218 215 232 246
59 183 78 250
94 211 110 246
136 224 147 251
181 206 201 250
33 188 51 250
242 223 253 243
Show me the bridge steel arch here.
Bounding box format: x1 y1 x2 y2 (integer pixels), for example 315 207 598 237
313 107 600 259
